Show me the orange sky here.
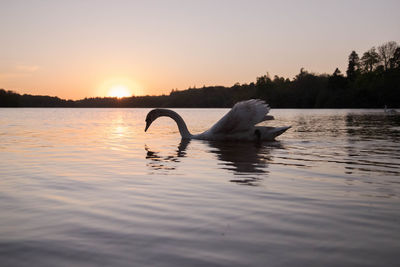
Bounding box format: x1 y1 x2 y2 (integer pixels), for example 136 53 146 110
1 0 400 100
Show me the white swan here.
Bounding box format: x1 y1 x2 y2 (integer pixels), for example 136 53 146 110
384 105 397 114
145 99 290 141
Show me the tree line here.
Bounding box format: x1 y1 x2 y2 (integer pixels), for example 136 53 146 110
1 41 399 108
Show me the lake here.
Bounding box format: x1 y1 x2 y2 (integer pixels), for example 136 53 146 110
0 108 399 267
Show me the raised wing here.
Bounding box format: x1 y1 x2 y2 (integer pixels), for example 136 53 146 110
208 99 271 134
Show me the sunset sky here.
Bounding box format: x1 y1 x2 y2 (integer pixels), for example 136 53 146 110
1 0 399 100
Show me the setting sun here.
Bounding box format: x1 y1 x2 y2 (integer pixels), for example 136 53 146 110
108 85 132 98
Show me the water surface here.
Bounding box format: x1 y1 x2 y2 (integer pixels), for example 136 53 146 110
1 108 399 266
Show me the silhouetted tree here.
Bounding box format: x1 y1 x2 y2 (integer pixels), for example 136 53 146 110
256 73 272 86
333 68 342 77
389 47 400 69
327 68 347 107
377 41 399 70
361 47 380 73
346 51 360 80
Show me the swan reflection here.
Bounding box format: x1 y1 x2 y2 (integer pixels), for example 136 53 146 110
145 139 190 172
207 141 277 185
145 140 279 185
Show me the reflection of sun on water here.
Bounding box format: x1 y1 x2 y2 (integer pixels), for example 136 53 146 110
108 85 132 98
107 115 131 151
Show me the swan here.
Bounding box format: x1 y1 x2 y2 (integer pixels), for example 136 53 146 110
384 105 397 114
145 99 290 141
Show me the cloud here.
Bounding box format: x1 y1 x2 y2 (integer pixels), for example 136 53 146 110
15 64 39 72
0 64 40 81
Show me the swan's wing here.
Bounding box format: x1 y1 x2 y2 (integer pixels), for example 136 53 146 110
208 99 271 134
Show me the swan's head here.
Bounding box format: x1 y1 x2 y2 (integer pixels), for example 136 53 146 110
145 109 161 132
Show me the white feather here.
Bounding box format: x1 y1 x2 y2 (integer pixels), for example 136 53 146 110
208 99 270 134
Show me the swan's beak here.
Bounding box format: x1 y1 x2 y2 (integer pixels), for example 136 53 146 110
145 121 150 132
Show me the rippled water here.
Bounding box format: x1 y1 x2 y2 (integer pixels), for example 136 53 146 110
1 108 399 266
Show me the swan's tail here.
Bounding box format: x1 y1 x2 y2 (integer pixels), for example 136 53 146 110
271 126 291 138
260 126 291 141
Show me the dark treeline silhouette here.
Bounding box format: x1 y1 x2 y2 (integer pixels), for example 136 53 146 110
1 41 399 108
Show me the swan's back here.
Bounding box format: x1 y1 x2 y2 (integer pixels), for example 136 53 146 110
208 99 270 134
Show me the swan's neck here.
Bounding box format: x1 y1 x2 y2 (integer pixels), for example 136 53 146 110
157 109 192 139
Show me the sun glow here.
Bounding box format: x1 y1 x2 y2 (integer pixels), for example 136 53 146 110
99 77 142 98
108 85 132 98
